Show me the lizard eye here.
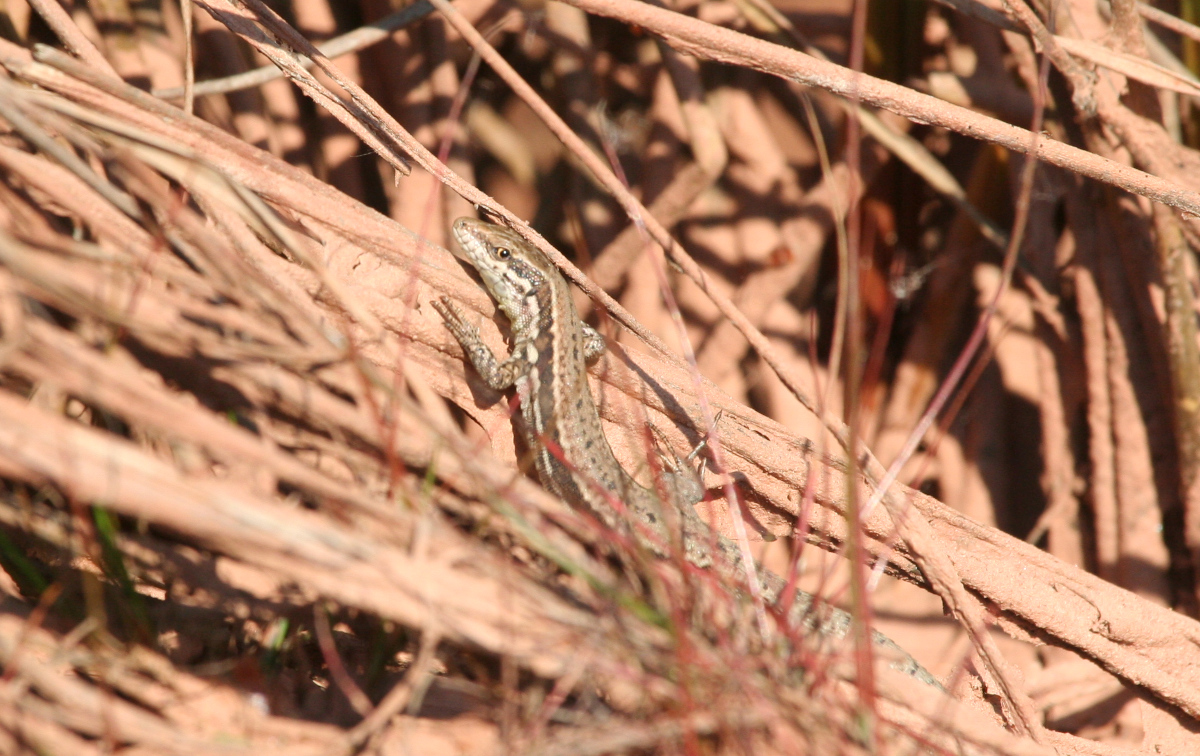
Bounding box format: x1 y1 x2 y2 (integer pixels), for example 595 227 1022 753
496 247 511 259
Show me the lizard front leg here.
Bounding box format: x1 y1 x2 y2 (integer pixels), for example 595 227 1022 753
433 297 531 391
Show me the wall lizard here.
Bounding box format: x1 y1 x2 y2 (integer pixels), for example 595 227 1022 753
433 217 940 688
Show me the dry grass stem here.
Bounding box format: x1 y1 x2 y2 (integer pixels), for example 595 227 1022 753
2 0 1200 753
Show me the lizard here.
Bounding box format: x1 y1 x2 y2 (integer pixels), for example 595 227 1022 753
433 217 941 688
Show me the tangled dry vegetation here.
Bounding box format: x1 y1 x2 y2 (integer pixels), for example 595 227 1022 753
4 0 1200 753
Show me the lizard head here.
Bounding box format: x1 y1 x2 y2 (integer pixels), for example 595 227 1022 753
451 217 555 324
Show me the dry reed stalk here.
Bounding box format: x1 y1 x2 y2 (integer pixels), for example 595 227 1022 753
2 0 1200 753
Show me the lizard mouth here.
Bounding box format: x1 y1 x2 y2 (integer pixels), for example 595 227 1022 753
449 218 486 265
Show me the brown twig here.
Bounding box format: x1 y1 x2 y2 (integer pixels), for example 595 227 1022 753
559 0 1200 216
24 0 119 80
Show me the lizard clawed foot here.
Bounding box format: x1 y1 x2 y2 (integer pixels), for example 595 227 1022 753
650 411 727 512
685 409 723 471
432 296 475 342
647 423 706 507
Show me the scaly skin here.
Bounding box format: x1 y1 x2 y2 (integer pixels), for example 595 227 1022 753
434 217 941 689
